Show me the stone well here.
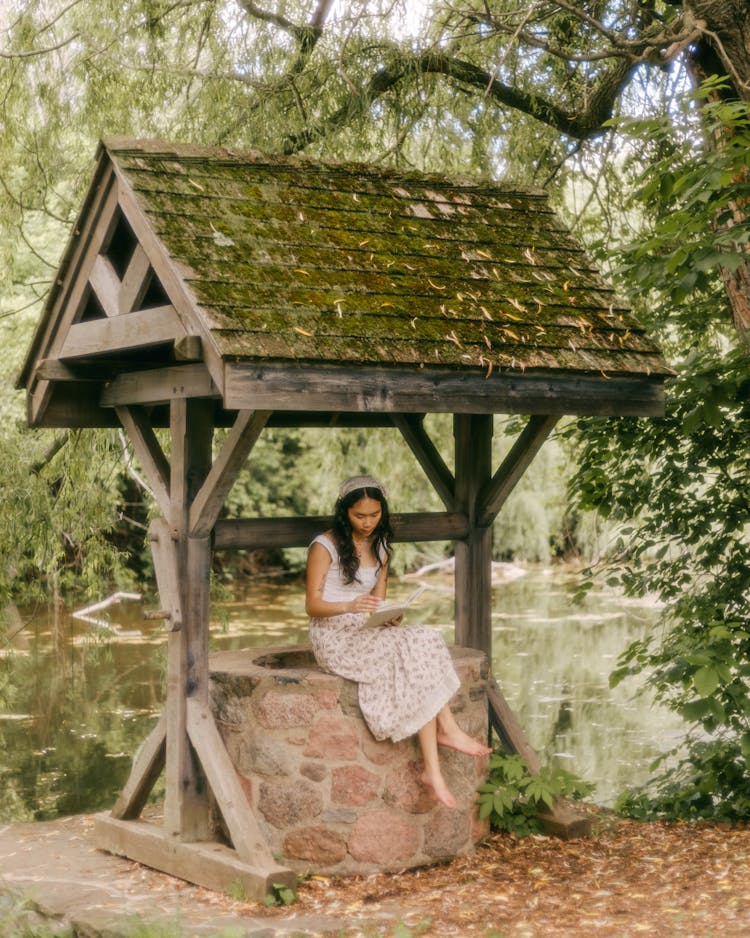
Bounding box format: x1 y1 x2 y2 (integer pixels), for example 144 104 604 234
209 644 490 875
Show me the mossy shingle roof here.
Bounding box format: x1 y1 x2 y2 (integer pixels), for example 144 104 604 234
108 138 666 377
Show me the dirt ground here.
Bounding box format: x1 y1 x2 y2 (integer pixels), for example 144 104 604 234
260 812 750 937
2 812 750 937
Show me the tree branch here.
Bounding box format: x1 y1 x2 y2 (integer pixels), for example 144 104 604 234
279 41 637 154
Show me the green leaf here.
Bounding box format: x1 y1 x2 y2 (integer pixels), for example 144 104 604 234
693 665 720 698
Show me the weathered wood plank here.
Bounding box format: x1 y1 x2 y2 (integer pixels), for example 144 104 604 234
93 814 296 899
487 675 542 774
36 359 103 382
164 399 213 843
477 414 559 527
189 410 271 538
30 385 119 428
173 335 203 362
110 713 166 820
454 414 493 657
101 364 220 407
60 305 185 360
224 363 665 417
116 406 171 518
88 254 122 318
119 243 152 315
148 517 182 630
391 414 455 509
212 510 470 551
27 172 121 426
186 698 277 866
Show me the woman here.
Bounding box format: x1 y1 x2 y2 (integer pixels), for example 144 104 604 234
306 475 490 809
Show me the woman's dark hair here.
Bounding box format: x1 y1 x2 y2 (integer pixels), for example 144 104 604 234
333 486 393 584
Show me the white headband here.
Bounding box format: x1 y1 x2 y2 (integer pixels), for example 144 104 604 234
338 475 387 499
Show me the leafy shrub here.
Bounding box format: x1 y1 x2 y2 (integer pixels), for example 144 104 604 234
476 751 594 836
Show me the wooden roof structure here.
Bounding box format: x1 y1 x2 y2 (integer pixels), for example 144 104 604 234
18 137 669 896
20 136 667 429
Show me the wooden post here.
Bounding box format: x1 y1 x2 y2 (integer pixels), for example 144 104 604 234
453 413 493 658
164 397 214 843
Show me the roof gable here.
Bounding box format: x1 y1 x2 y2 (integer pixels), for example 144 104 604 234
19 137 669 427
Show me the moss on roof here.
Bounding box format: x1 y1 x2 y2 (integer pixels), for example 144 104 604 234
107 139 667 377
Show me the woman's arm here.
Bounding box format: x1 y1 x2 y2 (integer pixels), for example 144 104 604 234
305 542 380 617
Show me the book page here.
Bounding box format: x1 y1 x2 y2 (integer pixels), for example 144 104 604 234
363 586 426 628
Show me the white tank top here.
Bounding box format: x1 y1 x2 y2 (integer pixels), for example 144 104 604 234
310 533 383 603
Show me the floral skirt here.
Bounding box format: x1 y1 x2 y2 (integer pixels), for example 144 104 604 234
309 613 460 742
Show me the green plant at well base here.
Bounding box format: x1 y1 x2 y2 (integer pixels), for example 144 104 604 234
263 881 298 907
477 751 594 836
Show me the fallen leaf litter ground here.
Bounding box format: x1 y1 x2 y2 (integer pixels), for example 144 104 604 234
3 812 750 936
254 812 750 936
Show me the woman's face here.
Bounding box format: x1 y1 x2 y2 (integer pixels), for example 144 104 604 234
347 496 382 540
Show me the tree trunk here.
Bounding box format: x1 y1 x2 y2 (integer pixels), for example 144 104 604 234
687 1 750 337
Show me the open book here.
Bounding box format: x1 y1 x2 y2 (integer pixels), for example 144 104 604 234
363 585 427 628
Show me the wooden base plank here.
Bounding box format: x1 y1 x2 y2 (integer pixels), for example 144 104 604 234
93 813 295 900
537 801 593 839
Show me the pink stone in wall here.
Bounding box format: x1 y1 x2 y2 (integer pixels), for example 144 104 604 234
283 826 347 866
348 810 420 865
317 688 339 709
258 779 323 829
256 689 317 728
361 734 411 766
303 715 360 760
331 765 380 806
423 804 471 858
383 760 436 814
300 761 328 782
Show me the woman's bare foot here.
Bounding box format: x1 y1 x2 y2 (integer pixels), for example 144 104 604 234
420 769 457 809
436 726 492 757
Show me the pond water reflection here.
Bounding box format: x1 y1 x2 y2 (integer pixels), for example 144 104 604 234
0 566 683 820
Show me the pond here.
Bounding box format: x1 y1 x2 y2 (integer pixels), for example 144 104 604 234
0 565 683 821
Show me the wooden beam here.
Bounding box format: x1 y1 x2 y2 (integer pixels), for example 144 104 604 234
101 364 220 407
224 362 666 417
118 243 152 315
110 713 166 821
36 359 104 383
164 399 213 843
60 305 185 360
173 335 203 362
189 410 271 538
116 406 171 518
148 517 183 630
27 173 121 426
88 254 122 318
487 676 541 774
29 387 119 428
477 415 559 528
212 510 470 551
93 814 296 900
391 414 455 509
454 414 493 657
186 698 280 867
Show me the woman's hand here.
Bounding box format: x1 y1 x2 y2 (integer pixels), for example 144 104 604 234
349 594 381 614
382 614 403 628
